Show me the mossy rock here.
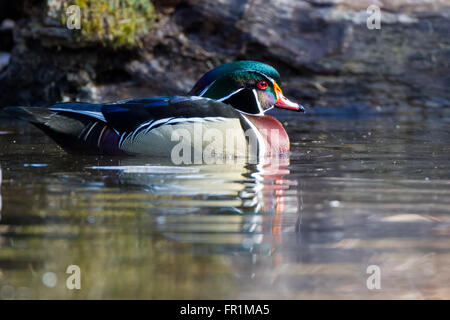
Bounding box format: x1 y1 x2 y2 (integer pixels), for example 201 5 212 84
58 0 156 48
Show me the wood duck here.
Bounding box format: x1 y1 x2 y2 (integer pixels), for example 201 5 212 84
5 61 304 158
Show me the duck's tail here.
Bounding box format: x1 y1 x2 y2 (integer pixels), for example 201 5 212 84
4 106 125 155
4 106 54 124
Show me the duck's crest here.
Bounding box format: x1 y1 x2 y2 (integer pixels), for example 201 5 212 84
189 61 281 96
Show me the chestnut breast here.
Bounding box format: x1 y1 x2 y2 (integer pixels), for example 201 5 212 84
244 114 290 155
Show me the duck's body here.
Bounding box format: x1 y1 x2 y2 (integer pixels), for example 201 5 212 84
5 61 303 159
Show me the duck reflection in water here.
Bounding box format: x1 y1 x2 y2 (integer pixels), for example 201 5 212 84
91 155 302 277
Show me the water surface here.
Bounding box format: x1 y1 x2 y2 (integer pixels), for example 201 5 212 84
0 107 449 299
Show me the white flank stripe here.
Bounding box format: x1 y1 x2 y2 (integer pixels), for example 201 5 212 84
130 120 154 141
242 114 266 161
119 132 127 149
120 117 231 148
83 122 98 141
164 117 228 124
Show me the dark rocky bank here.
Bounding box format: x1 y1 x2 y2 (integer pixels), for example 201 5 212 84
0 0 449 111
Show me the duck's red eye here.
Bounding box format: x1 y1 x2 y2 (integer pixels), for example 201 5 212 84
257 80 268 90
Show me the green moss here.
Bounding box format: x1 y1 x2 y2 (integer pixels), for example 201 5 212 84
60 0 156 48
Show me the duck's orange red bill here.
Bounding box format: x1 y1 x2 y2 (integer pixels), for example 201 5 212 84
274 82 305 112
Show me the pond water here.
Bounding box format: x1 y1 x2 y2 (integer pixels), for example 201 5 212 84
0 107 449 299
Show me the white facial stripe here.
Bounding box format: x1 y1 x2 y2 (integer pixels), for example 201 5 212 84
217 88 244 102
198 69 277 116
266 76 276 85
252 89 265 115
198 79 217 97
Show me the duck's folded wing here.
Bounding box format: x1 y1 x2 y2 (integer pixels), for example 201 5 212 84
101 96 241 133
101 97 248 156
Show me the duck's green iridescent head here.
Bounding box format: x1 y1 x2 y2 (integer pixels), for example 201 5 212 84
189 61 304 115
